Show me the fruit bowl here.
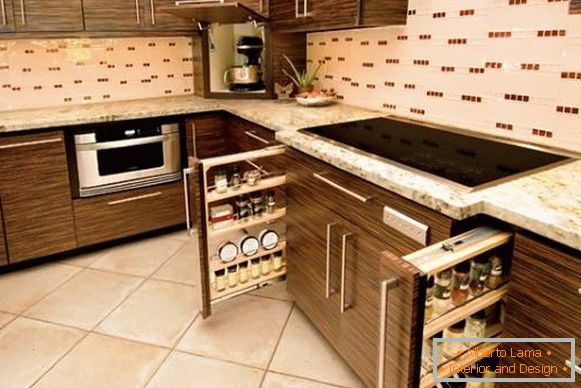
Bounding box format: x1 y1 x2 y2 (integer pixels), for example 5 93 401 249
295 91 336 107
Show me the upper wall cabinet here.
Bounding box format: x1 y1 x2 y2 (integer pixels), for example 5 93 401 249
84 0 193 32
13 0 84 32
0 0 15 32
270 0 407 32
571 0 581 14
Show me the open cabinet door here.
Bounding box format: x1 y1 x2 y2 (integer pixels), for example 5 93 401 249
379 251 426 388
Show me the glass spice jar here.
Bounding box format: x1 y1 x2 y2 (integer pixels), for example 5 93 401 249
451 261 471 306
486 256 504 289
215 269 226 292
266 190 276 214
214 169 228 194
230 165 241 190
464 310 487 345
250 258 261 279
250 192 264 219
239 262 249 284
424 275 435 324
433 269 452 314
261 255 272 276
469 256 490 297
272 251 284 272
443 320 466 358
236 196 251 220
227 265 238 288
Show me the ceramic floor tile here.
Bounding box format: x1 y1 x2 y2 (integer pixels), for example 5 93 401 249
270 308 364 388
177 295 292 369
60 249 107 268
262 372 341 388
152 239 197 285
250 280 294 302
24 269 143 330
97 279 198 347
0 311 16 329
0 264 81 314
0 317 85 388
89 235 184 277
146 351 263 388
35 333 168 388
164 229 193 242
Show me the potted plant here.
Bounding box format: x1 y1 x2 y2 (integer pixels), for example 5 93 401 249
282 54 322 95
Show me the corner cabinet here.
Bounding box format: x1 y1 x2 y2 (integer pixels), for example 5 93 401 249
0 131 76 263
0 0 15 32
13 0 83 32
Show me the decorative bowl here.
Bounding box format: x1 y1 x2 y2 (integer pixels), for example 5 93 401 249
295 94 336 107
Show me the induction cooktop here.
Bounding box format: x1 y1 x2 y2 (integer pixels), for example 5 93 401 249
300 117 573 190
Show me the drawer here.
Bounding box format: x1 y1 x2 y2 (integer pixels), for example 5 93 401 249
74 182 185 247
227 116 277 152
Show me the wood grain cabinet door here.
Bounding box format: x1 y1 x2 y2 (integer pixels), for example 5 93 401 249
83 0 146 31
0 205 7 265
0 132 76 263
571 0 581 14
13 0 83 32
0 0 15 32
146 0 195 30
359 0 407 26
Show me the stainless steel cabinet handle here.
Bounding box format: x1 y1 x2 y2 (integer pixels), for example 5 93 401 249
107 192 162 205
325 222 337 298
566 359 581 375
304 0 308 16
313 172 374 203
75 135 168 151
183 167 195 233
295 0 300 17
244 131 270 145
150 0 156 25
135 0 141 24
340 233 353 313
1 0 7 25
19 0 25 25
378 278 399 388
0 137 61 150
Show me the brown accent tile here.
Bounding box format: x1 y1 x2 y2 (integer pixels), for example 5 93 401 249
408 9 416 15
360 41 370 46
383 103 396 109
419 34 432 40
362 62 374 68
397 35 408 40
459 9 475 16
561 71 581 80
469 67 485 74
366 84 376 89
505 93 530 102
496 122 514 130
404 83 416 89
432 12 446 18
461 94 482 103
448 38 468 45
385 58 400 64
556 105 579 114
413 59 430 65
385 81 395 87
410 107 426 114
521 63 540 71
427 90 444 97
441 66 455 72
532 128 553 138
509 0 527 4
485 62 503 69
489 31 512 38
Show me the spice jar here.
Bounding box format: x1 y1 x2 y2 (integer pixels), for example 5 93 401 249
464 310 487 345
486 256 504 289
421 337 434 372
424 275 435 324
236 196 251 220
266 190 276 213
230 165 241 190
469 256 490 297
443 320 466 358
244 170 261 185
227 265 238 288
250 192 264 218
215 269 226 292
214 169 228 193
273 251 284 272
451 261 471 306
261 255 272 275
250 258 261 279
433 269 452 315
239 262 249 284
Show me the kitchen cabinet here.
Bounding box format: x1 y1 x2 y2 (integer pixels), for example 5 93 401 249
147 0 195 30
270 0 407 33
0 0 14 32
571 0 581 14
0 205 7 265
13 0 83 32
0 131 76 263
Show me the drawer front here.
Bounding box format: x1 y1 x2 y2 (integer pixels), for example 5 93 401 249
227 116 277 153
74 182 185 247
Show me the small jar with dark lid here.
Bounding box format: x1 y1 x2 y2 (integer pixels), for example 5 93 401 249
469 256 490 297
215 269 226 292
486 256 504 289
451 261 471 306
239 262 249 284
250 258 261 279
433 269 452 314
227 265 238 288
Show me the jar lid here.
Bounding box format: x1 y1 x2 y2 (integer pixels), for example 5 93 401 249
215 269 226 276
259 229 279 250
227 265 237 272
240 235 260 256
218 242 239 263
450 320 466 330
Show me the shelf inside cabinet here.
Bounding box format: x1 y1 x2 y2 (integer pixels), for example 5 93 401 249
404 227 512 275
210 242 286 271
424 284 508 339
207 175 286 203
208 208 286 238
160 2 266 24
210 267 287 300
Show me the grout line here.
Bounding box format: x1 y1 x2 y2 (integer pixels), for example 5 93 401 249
265 370 354 388
175 348 268 372
258 302 295 388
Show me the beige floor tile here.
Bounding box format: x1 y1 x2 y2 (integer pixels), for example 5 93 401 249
0 317 85 388
146 351 263 388
262 372 341 388
89 235 184 277
0 311 16 329
97 279 198 347
177 295 292 369
152 239 197 285
60 249 107 268
0 264 81 314
35 333 168 388
270 309 364 388
164 229 193 242
24 269 143 330
250 280 294 302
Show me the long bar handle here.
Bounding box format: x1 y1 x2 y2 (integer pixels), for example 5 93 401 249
1 0 7 25
325 222 337 298
0 137 61 150
566 359 581 376
340 233 353 313
135 0 141 24
107 191 162 205
19 0 25 25
150 0 156 25
183 167 194 234
313 172 374 203
378 277 400 388
244 130 270 145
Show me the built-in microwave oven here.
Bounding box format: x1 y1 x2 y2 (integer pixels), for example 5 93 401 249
74 122 181 197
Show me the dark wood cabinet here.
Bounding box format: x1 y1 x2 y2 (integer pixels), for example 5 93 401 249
0 204 7 265
147 0 195 30
270 0 406 32
0 0 15 32
571 0 581 14
83 0 146 31
13 0 83 32
0 131 77 263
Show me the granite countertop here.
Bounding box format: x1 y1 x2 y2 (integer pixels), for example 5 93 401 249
1 95 579 251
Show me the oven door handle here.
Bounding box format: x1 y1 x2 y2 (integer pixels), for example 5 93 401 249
75 134 170 151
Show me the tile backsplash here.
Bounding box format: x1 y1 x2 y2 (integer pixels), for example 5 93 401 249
0 37 195 112
308 0 581 152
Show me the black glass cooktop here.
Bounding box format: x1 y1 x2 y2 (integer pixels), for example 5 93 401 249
301 118 570 189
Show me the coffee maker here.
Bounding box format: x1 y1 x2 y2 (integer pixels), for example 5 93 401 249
223 36 265 92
